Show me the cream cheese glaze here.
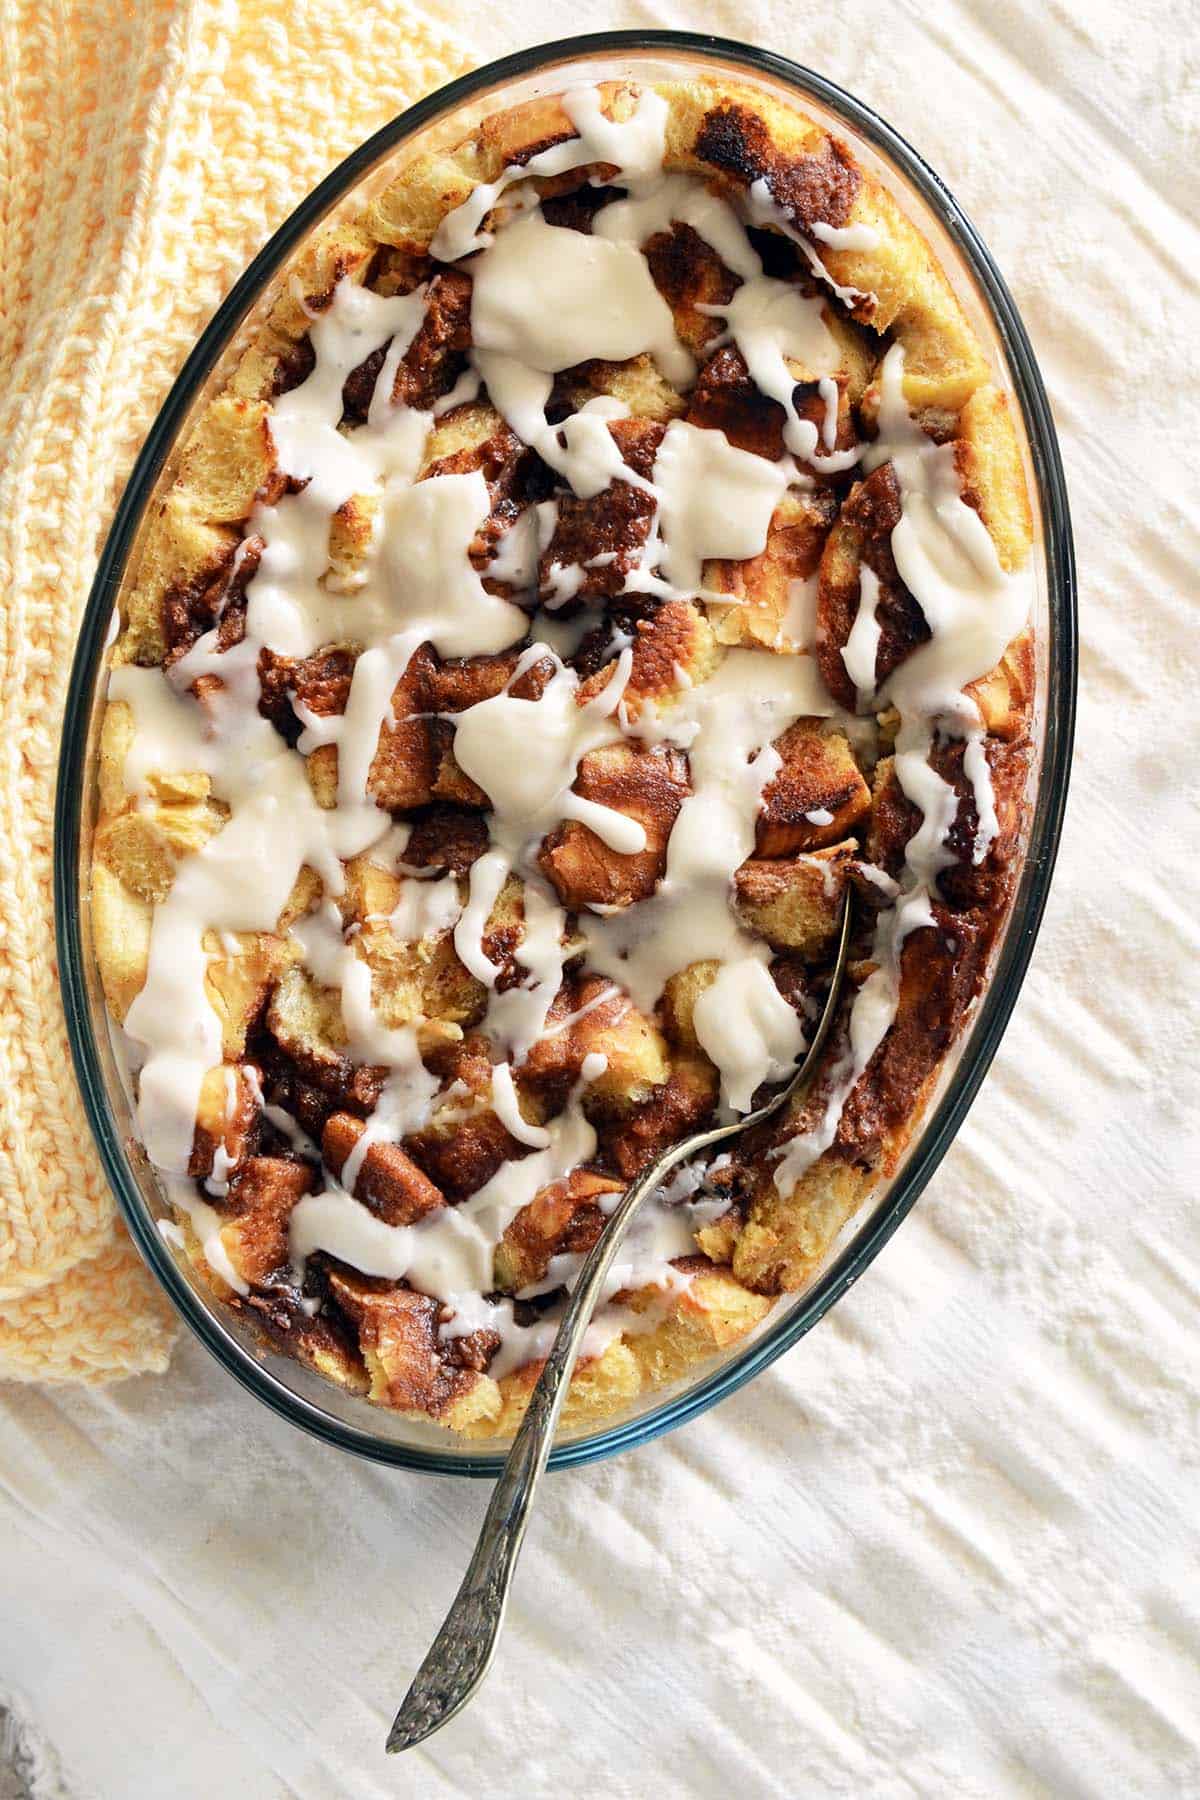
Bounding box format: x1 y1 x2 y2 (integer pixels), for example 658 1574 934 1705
94 74 1034 1425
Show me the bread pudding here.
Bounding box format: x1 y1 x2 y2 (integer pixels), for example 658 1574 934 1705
91 74 1035 1437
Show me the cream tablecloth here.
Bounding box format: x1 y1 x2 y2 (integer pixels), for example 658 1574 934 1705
3 0 1198 1793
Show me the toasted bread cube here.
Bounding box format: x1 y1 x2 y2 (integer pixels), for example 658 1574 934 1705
337 855 404 927
325 1269 501 1428
267 963 349 1070
551 353 686 424
432 741 489 807
756 721 870 855
97 700 137 814
539 743 689 910
417 409 551 574
367 84 641 252
117 492 237 667
621 1264 773 1384
953 385 1033 573
322 1113 447 1225
706 486 838 651
686 348 856 475
835 900 997 1176
178 395 278 523
353 919 485 1034
816 464 933 710
964 627 1035 743
578 994 671 1115
366 645 442 812
342 270 472 420
538 419 663 602
204 932 291 1059
406 1036 538 1199
238 1290 369 1395
644 221 740 358
493 1168 623 1293
462 1333 643 1439
417 400 508 476
403 807 490 874
431 649 525 712
821 307 877 405
301 644 441 812
361 719 442 812
686 346 788 461
326 494 379 588
229 218 377 398
220 1156 315 1288
576 600 719 717
189 1065 260 1180
277 865 322 935
867 741 1028 911
731 1157 871 1294
305 745 339 809
523 978 670 1113
661 961 721 1052
477 872 567 983
603 1054 718 1179
733 843 853 958
90 861 151 1022
94 796 228 904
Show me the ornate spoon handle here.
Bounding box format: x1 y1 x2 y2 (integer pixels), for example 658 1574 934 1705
385 1139 690 1753
388 898 852 1753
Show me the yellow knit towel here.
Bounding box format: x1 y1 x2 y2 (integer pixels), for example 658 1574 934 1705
0 0 469 1382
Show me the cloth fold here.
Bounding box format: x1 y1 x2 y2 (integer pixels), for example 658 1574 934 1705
0 0 470 1382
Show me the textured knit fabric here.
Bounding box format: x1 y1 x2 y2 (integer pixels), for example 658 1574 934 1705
0 0 469 1383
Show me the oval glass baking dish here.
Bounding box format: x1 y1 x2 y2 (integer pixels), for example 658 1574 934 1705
54 30 1075 1476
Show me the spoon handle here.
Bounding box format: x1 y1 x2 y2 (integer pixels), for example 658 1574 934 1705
385 1151 671 1753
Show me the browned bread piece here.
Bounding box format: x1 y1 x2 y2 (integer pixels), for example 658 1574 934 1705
686 347 858 476
325 1269 502 1429
188 1066 261 1181
403 1035 542 1199
220 1157 316 1289
867 739 1030 914
706 485 839 650
815 461 931 711
644 222 740 359
733 842 855 958
322 1113 447 1225
755 721 871 855
575 599 719 716
538 419 664 603
601 1054 718 1179
522 977 671 1117
493 1168 623 1292
538 742 690 909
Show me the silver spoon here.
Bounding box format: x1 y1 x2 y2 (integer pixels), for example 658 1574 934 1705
387 893 854 1753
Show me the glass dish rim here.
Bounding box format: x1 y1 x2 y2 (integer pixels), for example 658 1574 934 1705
54 28 1077 1479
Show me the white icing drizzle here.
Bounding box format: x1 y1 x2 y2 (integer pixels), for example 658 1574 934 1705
693 957 806 1113
471 210 693 387
649 420 795 591
811 219 881 252
842 563 883 705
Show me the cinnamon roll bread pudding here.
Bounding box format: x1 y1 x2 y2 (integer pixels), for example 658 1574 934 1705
91 76 1034 1436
